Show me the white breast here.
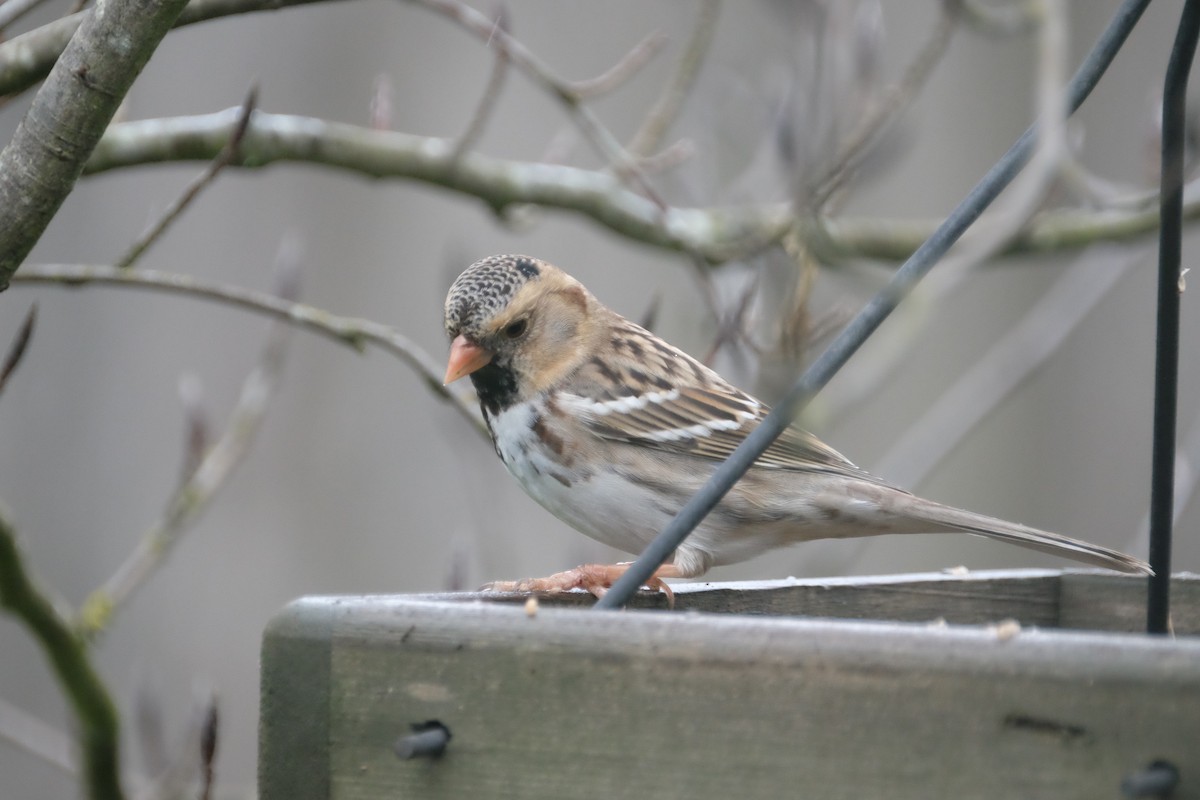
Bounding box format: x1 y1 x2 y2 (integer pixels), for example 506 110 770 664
486 400 675 556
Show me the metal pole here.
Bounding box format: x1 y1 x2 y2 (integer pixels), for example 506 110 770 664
1147 0 1200 634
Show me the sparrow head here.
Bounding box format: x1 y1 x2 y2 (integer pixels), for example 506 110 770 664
443 255 597 399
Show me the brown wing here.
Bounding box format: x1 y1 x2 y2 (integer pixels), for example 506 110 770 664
563 316 885 484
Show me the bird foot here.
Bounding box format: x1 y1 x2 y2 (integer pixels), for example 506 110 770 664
483 563 675 608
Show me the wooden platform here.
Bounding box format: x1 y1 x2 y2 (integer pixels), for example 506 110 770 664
259 569 1200 799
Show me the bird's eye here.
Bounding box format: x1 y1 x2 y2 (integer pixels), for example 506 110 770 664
504 319 528 339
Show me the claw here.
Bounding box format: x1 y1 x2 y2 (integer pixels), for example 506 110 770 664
641 575 674 608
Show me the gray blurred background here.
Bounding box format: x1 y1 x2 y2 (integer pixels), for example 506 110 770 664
1 1 1196 796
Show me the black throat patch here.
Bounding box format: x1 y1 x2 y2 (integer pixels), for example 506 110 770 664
470 360 520 416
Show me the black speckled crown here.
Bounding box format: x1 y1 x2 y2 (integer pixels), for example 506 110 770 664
445 255 543 338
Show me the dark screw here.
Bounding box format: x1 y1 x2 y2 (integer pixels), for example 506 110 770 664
1121 760 1180 798
394 720 451 760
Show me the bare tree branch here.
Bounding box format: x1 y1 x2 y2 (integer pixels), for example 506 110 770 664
0 0 192 290
85 108 794 262
0 0 356 98
0 507 126 800
9 262 487 434
82 108 1200 264
815 184 1200 259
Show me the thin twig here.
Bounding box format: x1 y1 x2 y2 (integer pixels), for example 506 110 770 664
369 72 393 130
763 232 821 366
198 696 218 800
630 138 697 175
961 0 1039 35
0 304 36 395
409 0 668 209
130 691 216 800
1134 395 1200 553
822 1 1074 425
683 253 730 358
0 507 126 800
10 262 486 435
918 0 1069 286
812 0 961 208
75 258 297 639
176 373 211 486
450 4 510 159
115 86 258 268
1057 153 1159 210
627 0 719 157
702 268 760 365
636 291 661 332
570 31 667 98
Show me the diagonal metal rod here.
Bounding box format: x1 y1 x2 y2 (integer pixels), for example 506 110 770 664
1147 0 1200 635
596 0 1153 610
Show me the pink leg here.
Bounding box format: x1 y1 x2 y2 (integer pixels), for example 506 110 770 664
484 563 681 607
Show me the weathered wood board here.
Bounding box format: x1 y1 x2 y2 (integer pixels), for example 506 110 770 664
260 570 1200 800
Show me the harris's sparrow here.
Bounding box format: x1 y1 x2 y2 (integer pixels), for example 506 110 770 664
443 254 1151 601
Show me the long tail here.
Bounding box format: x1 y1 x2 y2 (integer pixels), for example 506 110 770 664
882 492 1152 575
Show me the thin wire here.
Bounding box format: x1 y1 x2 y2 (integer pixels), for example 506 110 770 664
596 0 1153 610
1147 0 1200 635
